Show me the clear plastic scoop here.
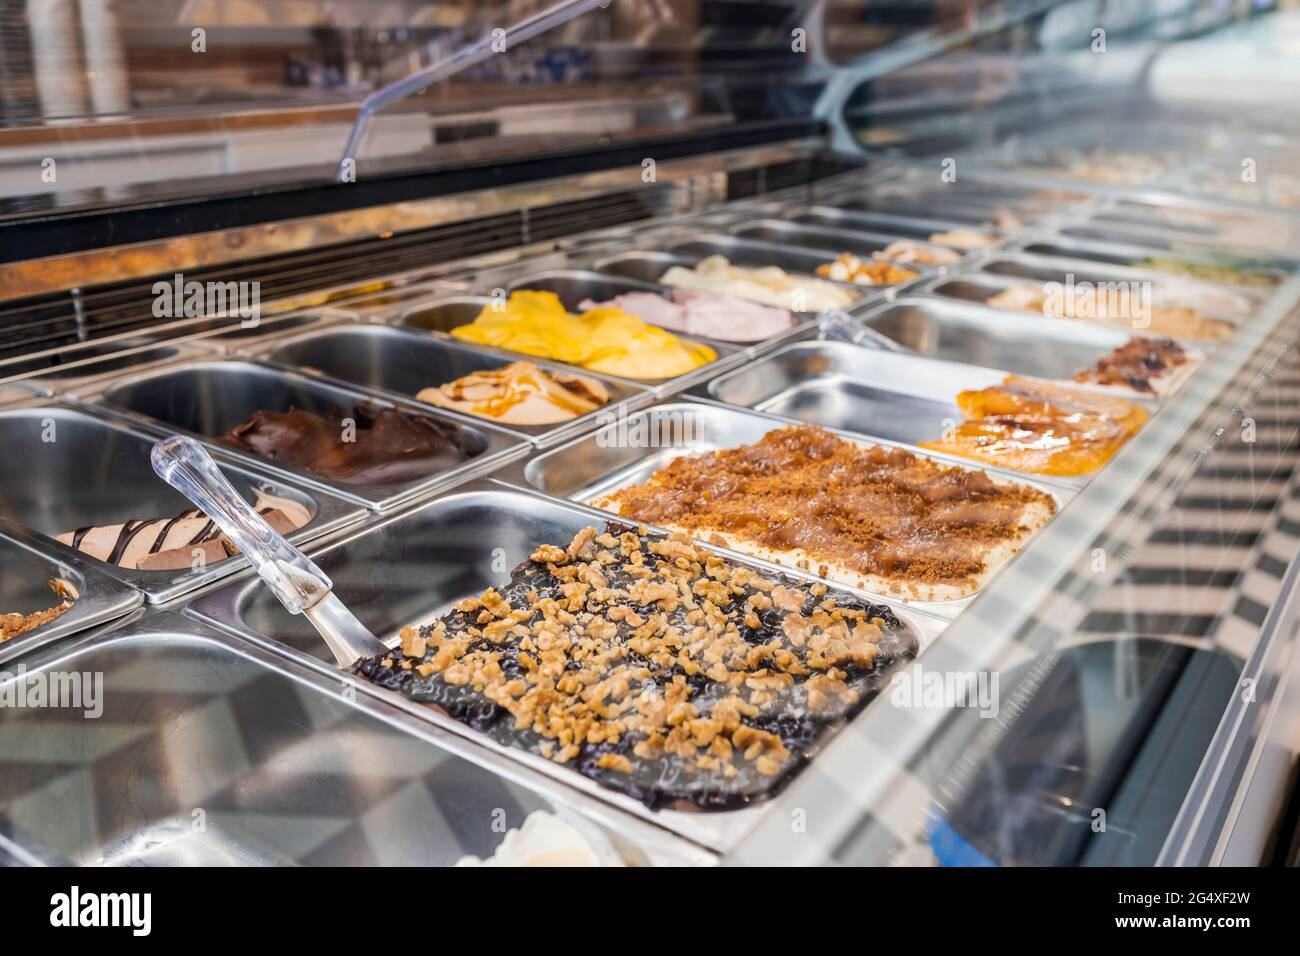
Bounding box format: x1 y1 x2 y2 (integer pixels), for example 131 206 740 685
817 308 915 352
150 435 388 668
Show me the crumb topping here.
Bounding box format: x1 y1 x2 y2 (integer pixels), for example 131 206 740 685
357 524 913 809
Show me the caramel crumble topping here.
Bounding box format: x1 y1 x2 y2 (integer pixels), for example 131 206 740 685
357 524 914 810
1 580 76 644
593 425 1057 598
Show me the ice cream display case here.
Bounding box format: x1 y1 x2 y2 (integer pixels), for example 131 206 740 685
1 0 1299 870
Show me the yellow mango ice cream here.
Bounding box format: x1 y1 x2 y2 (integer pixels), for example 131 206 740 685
450 291 716 380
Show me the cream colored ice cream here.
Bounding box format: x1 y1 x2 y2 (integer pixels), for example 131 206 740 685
660 255 854 311
417 361 609 425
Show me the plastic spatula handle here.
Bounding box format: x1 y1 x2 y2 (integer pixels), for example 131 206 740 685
817 308 913 352
150 435 331 614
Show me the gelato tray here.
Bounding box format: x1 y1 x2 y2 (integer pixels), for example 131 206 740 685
978 251 1264 315
930 272 1239 342
257 321 649 447
1016 236 1287 288
858 295 1144 380
494 401 1070 617
394 290 745 394
77 359 527 511
0 404 362 602
0 521 141 665
787 206 1003 251
12 338 206 394
184 310 344 353
0 611 704 866
505 269 799 347
728 219 958 272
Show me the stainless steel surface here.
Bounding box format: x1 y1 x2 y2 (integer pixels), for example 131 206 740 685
187 480 944 852
494 401 1072 616
4 339 209 394
258 321 650 446
185 311 347 354
77 359 528 511
976 251 1264 313
858 295 1140 380
0 404 361 604
698 340 1003 448
790 206 1005 246
0 521 141 666
728 219 950 274
0 611 709 866
929 270 1244 334
665 234 868 289
1017 235 1290 285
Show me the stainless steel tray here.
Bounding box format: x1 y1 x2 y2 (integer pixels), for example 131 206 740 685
857 295 1141 380
0 611 709 866
1016 235 1291 286
187 480 944 852
0 521 142 666
10 339 209 395
492 400 1073 616
695 339 1003 445
255 321 651 448
726 220 948 276
390 291 746 396
183 310 349 354
975 251 1263 316
74 359 528 511
1061 218 1300 260
927 271 1243 341
665 234 871 288
0 403 363 603
826 192 1040 229
789 206 1005 247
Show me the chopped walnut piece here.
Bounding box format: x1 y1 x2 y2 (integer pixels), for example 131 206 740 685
356 523 906 810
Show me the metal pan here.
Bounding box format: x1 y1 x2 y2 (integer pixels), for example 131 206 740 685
666 234 871 287
0 520 141 666
493 401 1073 616
857 295 1142 380
78 359 527 511
188 480 941 853
591 250 696 284
391 292 745 396
182 310 345 353
696 340 1005 447
832 194 1035 229
256 321 650 448
727 220 950 274
1017 235 1289 288
929 271 1243 339
790 206 1004 247
0 403 362 603
6 339 206 394
1063 215 1300 261
0 611 708 866
977 252 1263 314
